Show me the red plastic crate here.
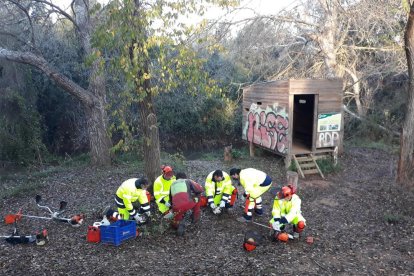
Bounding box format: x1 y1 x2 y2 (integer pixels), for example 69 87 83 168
100 220 136 246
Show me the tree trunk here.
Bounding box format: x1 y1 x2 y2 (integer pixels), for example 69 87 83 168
397 3 414 187
132 0 161 186
74 0 112 166
138 94 161 187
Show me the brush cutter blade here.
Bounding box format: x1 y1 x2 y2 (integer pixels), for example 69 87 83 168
35 195 42 204
59 201 67 211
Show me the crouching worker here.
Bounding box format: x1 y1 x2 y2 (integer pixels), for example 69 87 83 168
269 185 306 242
205 170 237 215
170 172 204 236
154 165 176 219
107 177 151 224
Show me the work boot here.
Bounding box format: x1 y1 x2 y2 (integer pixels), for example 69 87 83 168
237 214 252 223
293 232 300 239
254 208 263 216
177 221 185 236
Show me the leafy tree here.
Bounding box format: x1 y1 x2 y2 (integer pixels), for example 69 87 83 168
93 0 238 182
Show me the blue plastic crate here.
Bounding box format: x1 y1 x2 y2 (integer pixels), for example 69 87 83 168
100 220 136 246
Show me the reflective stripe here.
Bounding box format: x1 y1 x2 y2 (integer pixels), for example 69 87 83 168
115 196 125 208
129 209 136 216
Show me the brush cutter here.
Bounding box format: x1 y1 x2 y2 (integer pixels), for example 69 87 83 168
1 220 48 246
237 218 294 240
4 195 84 227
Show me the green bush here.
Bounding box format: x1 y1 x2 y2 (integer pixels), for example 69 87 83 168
0 89 46 166
316 157 341 174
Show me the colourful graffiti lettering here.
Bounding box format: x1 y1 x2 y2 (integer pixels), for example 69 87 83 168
243 104 289 154
316 132 340 148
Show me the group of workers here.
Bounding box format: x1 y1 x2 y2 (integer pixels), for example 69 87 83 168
107 166 306 249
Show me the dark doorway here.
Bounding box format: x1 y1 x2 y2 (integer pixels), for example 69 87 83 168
292 94 315 152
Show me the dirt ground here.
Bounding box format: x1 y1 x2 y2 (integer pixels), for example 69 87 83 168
0 147 413 275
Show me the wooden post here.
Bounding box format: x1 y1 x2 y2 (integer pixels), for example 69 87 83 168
249 141 255 157
224 145 233 162
287 170 299 191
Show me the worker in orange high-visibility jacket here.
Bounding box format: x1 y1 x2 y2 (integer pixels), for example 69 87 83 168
170 172 204 236
230 168 272 222
269 185 306 242
153 165 176 218
108 177 151 223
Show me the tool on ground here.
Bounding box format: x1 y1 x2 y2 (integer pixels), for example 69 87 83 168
4 195 84 227
237 218 294 240
1 219 48 246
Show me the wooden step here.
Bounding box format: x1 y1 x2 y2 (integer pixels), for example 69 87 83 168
299 162 316 169
302 169 319 174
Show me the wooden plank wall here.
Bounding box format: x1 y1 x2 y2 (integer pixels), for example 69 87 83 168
289 79 343 112
242 80 290 156
242 80 289 115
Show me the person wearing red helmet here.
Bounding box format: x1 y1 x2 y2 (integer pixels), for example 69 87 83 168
269 185 306 241
154 165 176 218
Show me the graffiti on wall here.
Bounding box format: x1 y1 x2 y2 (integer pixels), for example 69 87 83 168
242 103 289 154
316 131 340 148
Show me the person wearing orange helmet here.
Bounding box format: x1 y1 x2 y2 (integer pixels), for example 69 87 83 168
269 185 306 241
154 165 176 218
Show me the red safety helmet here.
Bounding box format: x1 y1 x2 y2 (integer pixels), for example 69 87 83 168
278 186 292 199
162 166 173 178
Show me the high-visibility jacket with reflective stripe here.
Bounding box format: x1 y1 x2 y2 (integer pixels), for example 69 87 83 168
205 171 235 204
270 194 304 223
239 168 269 198
115 178 149 211
153 175 176 204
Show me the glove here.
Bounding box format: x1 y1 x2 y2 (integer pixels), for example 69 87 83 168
272 221 281 231
165 202 171 208
280 217 288 224
163 210 173 220
212 207 221 215
219 200 226 208
210 203 216 209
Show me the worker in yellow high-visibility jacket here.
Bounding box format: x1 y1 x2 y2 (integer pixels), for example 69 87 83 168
153 165 176 217
230 168 272 222
204 170 237 214
269 185 306 242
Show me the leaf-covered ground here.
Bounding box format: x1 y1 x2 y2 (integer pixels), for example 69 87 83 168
0 147 413 275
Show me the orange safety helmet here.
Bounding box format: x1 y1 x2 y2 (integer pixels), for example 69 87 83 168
278 186 293 199
243 238 257 252
162 165 174 178
276 232 289 242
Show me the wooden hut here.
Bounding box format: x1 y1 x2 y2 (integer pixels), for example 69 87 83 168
242 79 343 178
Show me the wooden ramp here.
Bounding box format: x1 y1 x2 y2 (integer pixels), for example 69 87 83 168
292 153 325 179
